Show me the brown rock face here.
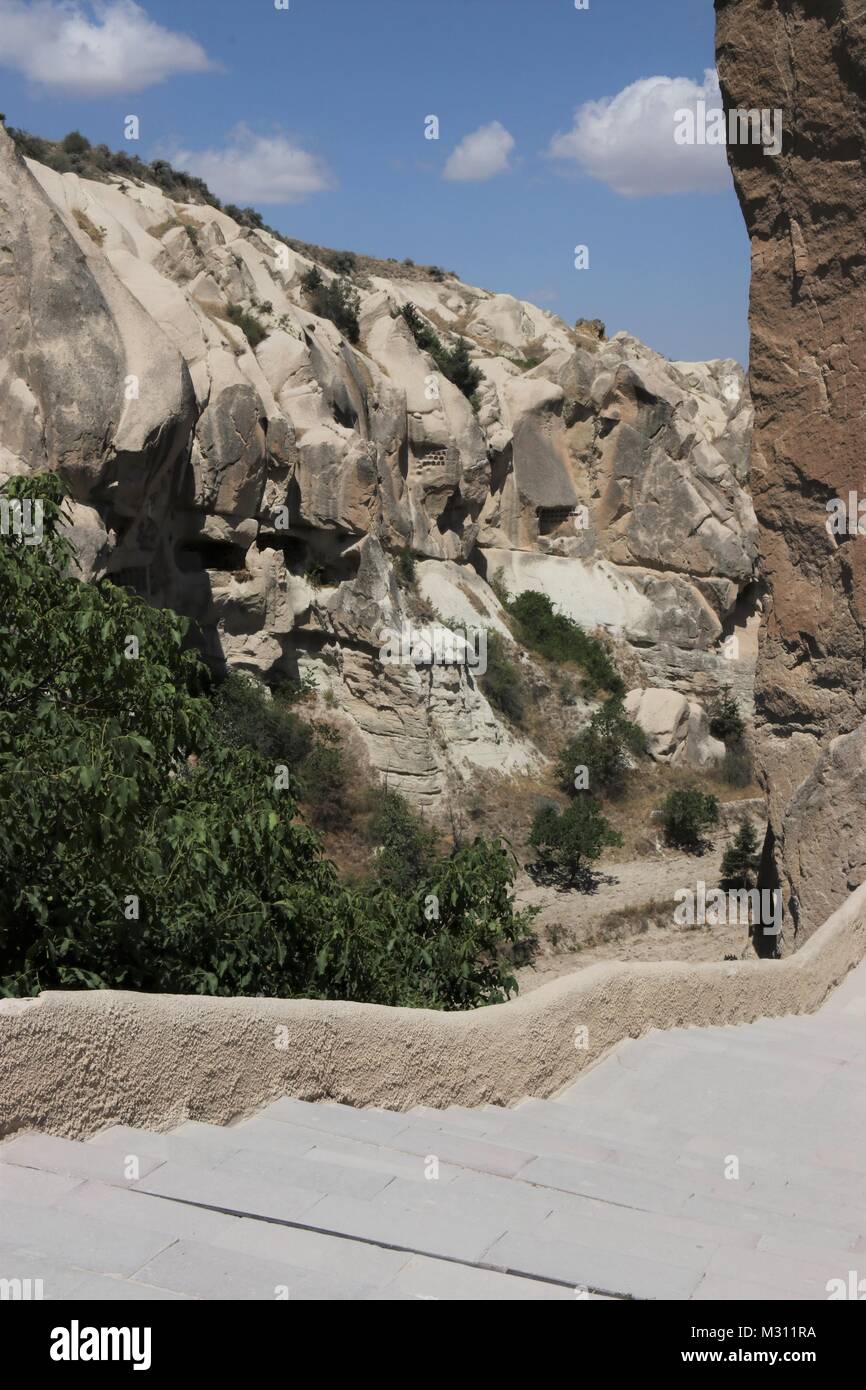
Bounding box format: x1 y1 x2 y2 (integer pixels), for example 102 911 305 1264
717 0 866 946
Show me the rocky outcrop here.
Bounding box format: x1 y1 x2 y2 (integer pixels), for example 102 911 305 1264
717 0 866 945
0 121 758 807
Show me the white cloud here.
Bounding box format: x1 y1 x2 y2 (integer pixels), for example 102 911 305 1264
170 126 335 205
547 68 730 197
443 121 515 183
0 0 217 95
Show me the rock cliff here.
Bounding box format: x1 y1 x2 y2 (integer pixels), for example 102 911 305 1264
717 0 866 946
0 123 757 809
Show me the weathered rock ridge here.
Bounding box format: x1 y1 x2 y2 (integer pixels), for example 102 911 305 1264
0 123 756 806
718 0 866 946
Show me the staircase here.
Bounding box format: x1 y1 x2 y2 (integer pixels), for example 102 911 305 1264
2 960 865 1301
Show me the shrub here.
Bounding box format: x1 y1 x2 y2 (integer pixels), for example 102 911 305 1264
720 818 761 889
298 728 347 830
400 303 483 403
506 589 624 696
365 789 438 896
481 631 524 725
556 700 646 797
210 671 312 769
324 250 357 275
225 303 268 349
389 546 416 588
488 567 511 607
659 788 719 852
301 267 361 343
529 798 622 887
62 130 91 155
708 685 745 745
400 301 440 354
721 741 753 788
446 337 484 402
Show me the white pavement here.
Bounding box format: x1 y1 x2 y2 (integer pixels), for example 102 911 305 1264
2 959 866 1301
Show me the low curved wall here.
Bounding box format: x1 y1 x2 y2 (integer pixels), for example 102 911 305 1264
3 882 866 1140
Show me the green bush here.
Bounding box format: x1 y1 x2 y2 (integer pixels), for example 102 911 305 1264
324 250 357 275
298 729 348 830
721 741 753 787
720 818 761 889
659 788 719 852
210 671 311 768
446 337 484 402
488 567 511 608
0 475 533 1008
505 589 624 696
529 799 622 887
226 303 268 349
556 700 646 797
389 546 416 588
708 685 745 745
353 837 536 1008
400 303 483 403
365 789 438 896
301 267 361 344
62 130 91 155
481 631 524 725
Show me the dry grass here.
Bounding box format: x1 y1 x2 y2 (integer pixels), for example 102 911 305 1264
72 208 105 246
149 214 204 241
531 897 673 959
603 760 759 862
148 216 181 239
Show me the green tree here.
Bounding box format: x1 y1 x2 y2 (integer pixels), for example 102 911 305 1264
720 818 760 888
301 268 361 343
400 304 483 403
659 788 719 853
366 789 439 896
0 475 534 1007
529 799 622 887
708 685 745 745
556 700 646 797
446 337 483 401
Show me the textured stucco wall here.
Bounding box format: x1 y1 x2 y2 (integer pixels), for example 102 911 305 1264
2 883 865 1141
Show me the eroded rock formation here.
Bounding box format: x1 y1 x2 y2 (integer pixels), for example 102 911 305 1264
0 122 757 808
718 0 866 945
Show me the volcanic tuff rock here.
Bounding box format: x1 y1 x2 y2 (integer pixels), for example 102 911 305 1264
0 122 756 806
717 0 866 945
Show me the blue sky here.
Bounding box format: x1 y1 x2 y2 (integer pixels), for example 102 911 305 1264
0 0 750 363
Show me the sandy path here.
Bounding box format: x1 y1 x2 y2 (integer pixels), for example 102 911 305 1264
514 844 751 994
